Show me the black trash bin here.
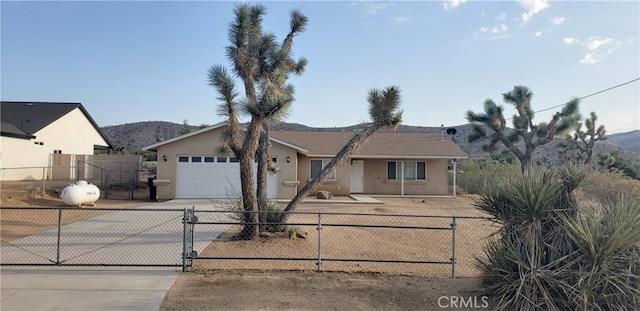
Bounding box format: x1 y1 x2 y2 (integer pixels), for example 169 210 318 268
148 176 157 201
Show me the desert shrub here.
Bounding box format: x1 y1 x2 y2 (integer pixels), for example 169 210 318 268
457 158 520 195
474 163 640 310
598 150 640 180
580 169 640 203
559 195 640 310
216 193 285 232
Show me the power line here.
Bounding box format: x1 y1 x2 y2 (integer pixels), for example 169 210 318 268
534 77 640 114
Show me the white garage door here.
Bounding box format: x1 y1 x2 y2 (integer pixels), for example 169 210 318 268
176 155 278 199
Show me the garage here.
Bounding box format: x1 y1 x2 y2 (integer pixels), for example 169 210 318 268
176 155 277 199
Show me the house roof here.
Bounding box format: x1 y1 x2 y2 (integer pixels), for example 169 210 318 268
270 131 468 159
0 121 36 139
142 122 467 159
0 101 114 149
142 122 310 153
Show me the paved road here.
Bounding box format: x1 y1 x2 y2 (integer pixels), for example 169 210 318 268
1 199 231 311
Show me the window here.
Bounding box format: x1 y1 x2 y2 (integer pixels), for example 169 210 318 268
192 156 202 162
217 157 227 163
310 159 336 180
178 156 189 162
204 157 214 163
387 161 426 180
229 157 239 163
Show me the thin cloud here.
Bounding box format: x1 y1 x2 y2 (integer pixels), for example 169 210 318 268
495 12 507 21
365 2 390 16
564 36 622 65
585 37 613 50
443 0 466 10
478 24 508 34
489 35 511 41
535 31 543 37
518 0 550 23
551 16 565 25
393 16 410 24
579 53 597 65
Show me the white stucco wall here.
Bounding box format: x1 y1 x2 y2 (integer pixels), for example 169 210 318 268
0 136 47 180
0 108 110 181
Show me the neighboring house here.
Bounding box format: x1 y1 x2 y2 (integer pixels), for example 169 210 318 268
143 123 468 200
1 101 114 181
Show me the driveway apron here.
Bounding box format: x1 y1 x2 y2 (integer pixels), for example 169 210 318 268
1 199 229 311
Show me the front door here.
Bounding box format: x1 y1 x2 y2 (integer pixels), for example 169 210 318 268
350 160 364 193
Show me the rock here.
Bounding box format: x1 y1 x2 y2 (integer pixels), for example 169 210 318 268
317 191 333 199
259 232 274 238
295 228 308 239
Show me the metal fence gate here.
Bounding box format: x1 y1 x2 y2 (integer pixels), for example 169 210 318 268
1 207 188 269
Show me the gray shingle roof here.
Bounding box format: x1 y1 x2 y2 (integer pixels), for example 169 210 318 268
1 101 114 149
270 131 467 158
0 121 35 139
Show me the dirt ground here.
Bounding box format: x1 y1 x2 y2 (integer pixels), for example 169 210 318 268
161 270 492 311
162 197 497 311
0 181 152 242
1 182 496 310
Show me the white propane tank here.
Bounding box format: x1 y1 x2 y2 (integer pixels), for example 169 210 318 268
60 180 100 206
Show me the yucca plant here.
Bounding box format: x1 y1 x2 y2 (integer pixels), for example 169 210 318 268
476 162 640 310
559 195 640 310
475 163 589 310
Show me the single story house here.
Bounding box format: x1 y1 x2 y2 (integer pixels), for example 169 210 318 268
0 101 114 181
142 123 468 200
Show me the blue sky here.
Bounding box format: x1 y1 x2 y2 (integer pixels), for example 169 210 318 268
2 1 639 134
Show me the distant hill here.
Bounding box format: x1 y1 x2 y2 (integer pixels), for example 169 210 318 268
102 121 184 151
606 130 640 149
101 121 639 165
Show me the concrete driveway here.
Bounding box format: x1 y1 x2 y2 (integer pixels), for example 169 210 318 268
1 199 229 311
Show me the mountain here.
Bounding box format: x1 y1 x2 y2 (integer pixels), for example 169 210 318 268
102 121 185 151
606 130 640 149
101 121 639 165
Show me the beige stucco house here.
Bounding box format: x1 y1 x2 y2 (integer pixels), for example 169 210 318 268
143 123 468 200
0 101 114 180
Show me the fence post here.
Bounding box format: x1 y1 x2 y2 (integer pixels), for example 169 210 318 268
465 172 468 197
182 208 188 272
316 213 322 272
56 208 62 265
104 170 110 199
42 167 46 194
129 170 135 200
451 216 457 278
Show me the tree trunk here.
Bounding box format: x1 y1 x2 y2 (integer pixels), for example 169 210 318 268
279 126 378 223
238 152 259 239
238 117 265 240
256 122 269 233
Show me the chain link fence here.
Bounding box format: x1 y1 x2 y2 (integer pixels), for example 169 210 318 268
191 210 498 277
1 205 499 277
452 171 640 201
0 164 156 201
0 207 187 268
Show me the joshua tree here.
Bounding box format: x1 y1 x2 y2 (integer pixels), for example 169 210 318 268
207 3 307 239
278 86 403 223
558 112 606 165
466 85 581 173
255 10 307 232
